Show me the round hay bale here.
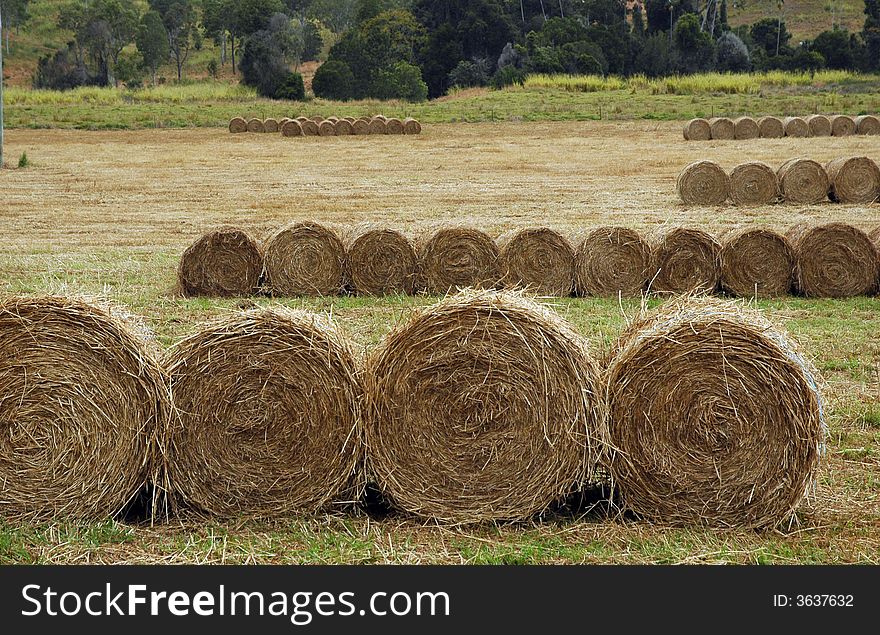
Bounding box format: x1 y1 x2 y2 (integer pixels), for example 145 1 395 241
787 223 879 297
649 227 721 295
776 158 829 204
374 114 388 122
417 227 500 294
364 290 605 523
346 226 418 295
604 297 824 528
262 118 280 133
403 118 422 135
165 308 361 518
855 114 880 135
708 117 735 140
830 114 856 136
676 160 730 205
0 296 171 522
806 114 832 136
352 119 371 135
498 227 575 296
318 120 336 136
757 115 785 138
334 119 354 135
308 116 324 123
295 116 309 123
278 117 292 126
263 221 346 296
826 156 880 204
682 118 711 141
733 116 759 140
368 118 387 135
385 118 405 134
326 116 339 123
280 120 304 137
178 227 263 297
300 119 320 136
729 161 779 206
783 116 810 137
720 227 794 297
343 117 356 124
575 226 651 297
246 118 265 133
229 117 248 133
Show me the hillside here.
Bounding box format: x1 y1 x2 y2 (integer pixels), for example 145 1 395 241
727 0 866 41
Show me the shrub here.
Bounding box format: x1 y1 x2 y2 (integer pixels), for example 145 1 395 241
275 72 306 101
491 65 526 89
448 59 491 88
716 32 750 72
312 60 356 100
34 44 103 90
369 62 428 102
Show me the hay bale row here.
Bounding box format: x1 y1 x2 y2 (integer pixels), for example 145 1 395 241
229 115 422 136
678 156 880 205
684 114 880 140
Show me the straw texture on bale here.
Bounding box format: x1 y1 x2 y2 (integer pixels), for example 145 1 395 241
278 117 291 126
281 120 303 137
263 221 346 296
855 114 880 135
178 227 263 297
364 290 606 523
830 115 856 136
787 223 879 297
683 118 711 141
826 156 880 204
650 227 721 295
720 228 794 297
334 119 354 135
676 160 730 205
757 116 784 138
229 117 248 133
777 158 829 204
783 116 810 137
246 118 265 133
385 118 405 135
604 298 824 528
374 114 388 122
0 296 171 522
708 117 735 140
806 114 831 136
352 119 371 135
308 116 324 123
417 227 500 295
262 118 279 133
498 227 575 296
729 161 779 205
295 116 308 123
368 118 387 134
346 226 418 295
403 118 422 135
575 227 651 297
165 308 361 518
300 119 320 136
733 116 759 140
318 120 336 136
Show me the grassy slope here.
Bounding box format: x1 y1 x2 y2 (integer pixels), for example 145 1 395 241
728 0 866 41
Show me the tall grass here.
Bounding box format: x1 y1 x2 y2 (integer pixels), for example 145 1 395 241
5 82 257 106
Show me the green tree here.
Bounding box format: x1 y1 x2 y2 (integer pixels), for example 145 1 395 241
148 0 198 80
863 0 880 70
673 13 714 72
369 60 428 101
811 29 854 69
136 10 169 85
58 0 140 86
312 59 356 99
749 17 790 57
1 0 31 54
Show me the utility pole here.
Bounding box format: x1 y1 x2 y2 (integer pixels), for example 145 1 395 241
1 6 5 169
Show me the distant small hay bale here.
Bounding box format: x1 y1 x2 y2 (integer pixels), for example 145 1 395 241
280 120 304 137
498 227 575 296
309 116 324 123
733 116 759 140
326 116 339 123
374 114 388 122
364 289 606 523
575 226 651 297
300 119 320 136
708 117 735 140
0 296 171 523
787 222 879 297
229 117 248 133
683 118 711 141
295 116 309 123
345 226 418 295
417 227 500 294
263 221 346 296
604 297 824 528
334 119 354 135
403 118 422 135
757 116 785 138
806 114 832 136
352 119 371 135
855 114 880 135
278 117 292 126
777 158 829 204
676 160 730 205
830 114 857 136
649 227 721 295
262 118 280 133
783 116 810 137
247 118 265 133
368 118 388 134
826 156 880 204
178 227 263 297
165 308 362 519
385 118 405 134
728 161 779 206
343 117 356 124
318 120 337 136
720 227 794 297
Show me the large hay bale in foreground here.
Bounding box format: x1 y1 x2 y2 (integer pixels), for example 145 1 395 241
0 296 170 522
783 116 810 137
708 117 735 139
334 119 354 135
757 115 785 138
364 290 606 523
777 158 829 204
263 118 280 133
300 119 320 136
498 227 575 296
733 116 759 140
229 117 248 133
403 118 422 135
683 118 711 141
352 119 371 135
720 227 794 297
246 118 265 133
165 308 362 518
729 161 779 205
178 227 263 297
604 298 824 528
281 120 303 137
676 160 730 205
855 114 880 135
386 118 405 134
368 118 387 134
575 226 651 297
806 114 832 136
263 221 346 296
826 156 880 204
650 227 721 295
830 114 856 136
418 227 499 294
787 223 879 297
346 226 418 295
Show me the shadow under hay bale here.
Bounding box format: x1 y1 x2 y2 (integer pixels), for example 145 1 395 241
729 161 779 206
346 226 418 295
855 114 880 135
733 116 759 140
364 290 606 523
676 160 730 205
246 118 265 133
229 117 248 133
806 114 831 136
787 223 879 298
334 119 354 135
575 226 651 297
498 227 575 296
720 227 794 297
604 297 825 528
708 117 734 140
264 221 346 296
826 156 880 204
783 116 810 137
650 227 721 295
0 296 171 523
683 118 710 141
830 115 856 136
757 115 784 138
281 120 303 137
165 308 362 519
403 118 422 135
178 227 263 298
417 227 499 295
777 158 829 204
